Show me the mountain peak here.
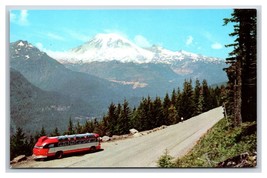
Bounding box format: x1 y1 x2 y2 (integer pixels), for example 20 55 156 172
72 33 136 53
10 40 46 61
12 40 33 48
46 33 223 64
62 33 154 63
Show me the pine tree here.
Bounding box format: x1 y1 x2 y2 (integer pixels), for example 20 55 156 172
171 89 177 105
93 118 100 134
152 96 164 127
51 127 60 136
40 126 46 136
27 135 35 155
179 79 194 120
163 93 171 125
10 127 27 160
224 9 257 125
67 117 75 135
119 99 132 134
175 87 182 122
193 79 201 115
167 105 178 125
106 102 117 135
82 120 94 133
202 79 211 112
136 97 152 131
75 120 83 134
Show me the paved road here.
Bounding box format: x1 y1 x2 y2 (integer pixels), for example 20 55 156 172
12 106 224 168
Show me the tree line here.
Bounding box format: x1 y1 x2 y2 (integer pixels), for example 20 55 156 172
10 79 225 160
10 9 257 162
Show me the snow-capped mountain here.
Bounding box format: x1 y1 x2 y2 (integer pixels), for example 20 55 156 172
48 33 223 65
148 45 222 64
10 40 47 61
52 33 154 64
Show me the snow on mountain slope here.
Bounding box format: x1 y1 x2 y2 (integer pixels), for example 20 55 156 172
48 33 223 65
52 33 154 64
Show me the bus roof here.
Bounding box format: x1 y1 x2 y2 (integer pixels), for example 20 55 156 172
35 133 99 146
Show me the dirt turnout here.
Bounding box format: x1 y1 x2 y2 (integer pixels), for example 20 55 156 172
12 106 224 168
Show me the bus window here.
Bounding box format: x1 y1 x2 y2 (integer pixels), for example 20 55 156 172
43 144 54 148
90 138 96 142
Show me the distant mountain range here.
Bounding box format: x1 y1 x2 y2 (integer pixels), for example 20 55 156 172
49 33 228 95
9 34 228 134
49 33 223 65
10 40 135 133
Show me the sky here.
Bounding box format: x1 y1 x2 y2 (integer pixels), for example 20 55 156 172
9 9 234 58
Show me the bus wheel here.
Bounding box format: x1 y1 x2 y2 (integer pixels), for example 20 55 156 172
55 151 63 159
90 146 96 152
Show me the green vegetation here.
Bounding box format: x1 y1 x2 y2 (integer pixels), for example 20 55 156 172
157 118 256 167
158 9 256 168
10 78 225 161
157 149 175 168
223 9 257 125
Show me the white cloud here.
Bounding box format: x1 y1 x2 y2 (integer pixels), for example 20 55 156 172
47 32 65 41
186 36 193 46
134 35 151 47
11 10 29 26
20 10 29 25
211 42 223 49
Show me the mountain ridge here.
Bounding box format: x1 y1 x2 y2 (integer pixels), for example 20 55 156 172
46 33 224 65
9 40 136 117
10 68 94 134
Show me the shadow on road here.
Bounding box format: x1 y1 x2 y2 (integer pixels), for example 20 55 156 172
35 149 104 162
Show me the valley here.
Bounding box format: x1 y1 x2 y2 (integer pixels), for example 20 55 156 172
9 34 228 134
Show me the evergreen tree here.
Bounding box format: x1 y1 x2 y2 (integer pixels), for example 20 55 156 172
10 127 27 160
197 92 204 114
67 117 75 135
40 126 46 136
51 127 60 136
152 96 164 127
163 93 171 125
118 99 132 134
224 9 257 125
193 79 201 115
179 79 194 120
136 97 151 131
171 89 177 105
175 87 182 122
202 79 211 112
115 103 122 133
27 135 35 155
82 120 94 133
75 120 83 134
106 102 117 135
93 118 100 134
167 105 178 125
130 107 139 130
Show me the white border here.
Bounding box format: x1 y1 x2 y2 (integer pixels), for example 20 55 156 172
1 0 266 177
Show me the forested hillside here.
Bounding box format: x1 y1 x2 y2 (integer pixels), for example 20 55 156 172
10 78 225 160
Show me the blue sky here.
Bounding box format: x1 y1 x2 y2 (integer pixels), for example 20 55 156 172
10 9 234 58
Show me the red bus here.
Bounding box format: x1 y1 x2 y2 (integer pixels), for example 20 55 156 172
33 133 101 159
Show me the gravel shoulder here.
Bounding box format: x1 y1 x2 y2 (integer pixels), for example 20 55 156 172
11 106 224 168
